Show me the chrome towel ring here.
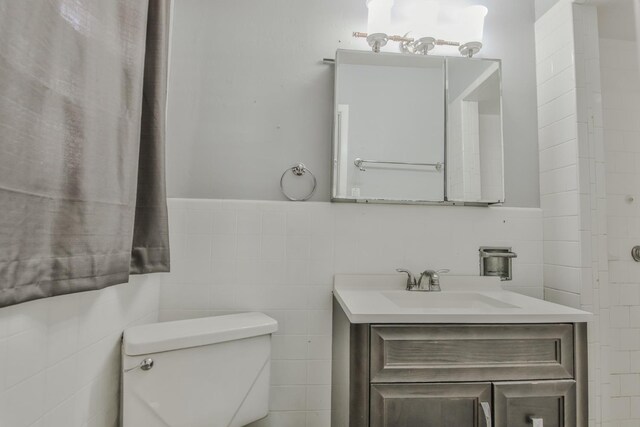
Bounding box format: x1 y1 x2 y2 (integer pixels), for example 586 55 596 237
280 163 317 201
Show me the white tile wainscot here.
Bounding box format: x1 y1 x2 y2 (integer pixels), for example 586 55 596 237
0 276 159 427
535 4 610 425
601 37 640 427
160 198 544 427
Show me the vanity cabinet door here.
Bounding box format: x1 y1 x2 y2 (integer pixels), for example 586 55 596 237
493 380 576 427
370 383 492 427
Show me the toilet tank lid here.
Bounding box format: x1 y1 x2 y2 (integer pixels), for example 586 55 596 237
123 312 278 356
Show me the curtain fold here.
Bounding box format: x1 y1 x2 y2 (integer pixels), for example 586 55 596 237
131 0 172 274
0 0 170 308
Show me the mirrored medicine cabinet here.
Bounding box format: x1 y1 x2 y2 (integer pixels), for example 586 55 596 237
331 49 505 205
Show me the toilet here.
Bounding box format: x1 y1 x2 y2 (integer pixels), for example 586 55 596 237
121 312 278 427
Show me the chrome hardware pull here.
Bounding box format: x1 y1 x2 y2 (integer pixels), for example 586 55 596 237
632 246 640 262
480 401 492 427
124 358 154 373
528 416 543 427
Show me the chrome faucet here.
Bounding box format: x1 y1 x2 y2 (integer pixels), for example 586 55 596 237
397 268 449 292
418 269 450 292
396 268 418 291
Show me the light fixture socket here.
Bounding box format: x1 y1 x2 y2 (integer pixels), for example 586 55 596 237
366 33 388 53
459 41 483 58
412 37 436 55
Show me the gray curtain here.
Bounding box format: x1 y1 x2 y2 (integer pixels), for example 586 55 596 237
0 0 171 308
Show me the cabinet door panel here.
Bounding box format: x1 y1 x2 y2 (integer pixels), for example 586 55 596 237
370 383 492 427
494 380 576 427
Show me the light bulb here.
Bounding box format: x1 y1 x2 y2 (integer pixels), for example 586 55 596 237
367 0 395 35
459 5 488 44
409 0 440 39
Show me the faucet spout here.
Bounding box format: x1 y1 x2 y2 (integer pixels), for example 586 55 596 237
417 269 449 292
396 268 417 291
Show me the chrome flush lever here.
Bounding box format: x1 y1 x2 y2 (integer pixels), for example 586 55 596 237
124 358 154 373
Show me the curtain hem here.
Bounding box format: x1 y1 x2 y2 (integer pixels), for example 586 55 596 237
130 246 170 274
0 271 130 309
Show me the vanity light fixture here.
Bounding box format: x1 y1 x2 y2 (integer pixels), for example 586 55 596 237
356 1 488 56
353 31 415 53
457 5 488 58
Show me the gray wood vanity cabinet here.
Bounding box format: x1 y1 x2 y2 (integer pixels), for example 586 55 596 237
331 299 588 427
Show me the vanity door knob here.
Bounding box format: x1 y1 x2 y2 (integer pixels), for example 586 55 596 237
528 416 543 427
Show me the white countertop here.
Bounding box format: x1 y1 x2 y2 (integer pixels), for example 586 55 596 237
333 274 592 324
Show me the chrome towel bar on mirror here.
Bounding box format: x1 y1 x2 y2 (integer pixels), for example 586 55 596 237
280 163 317 201
354 157 444 172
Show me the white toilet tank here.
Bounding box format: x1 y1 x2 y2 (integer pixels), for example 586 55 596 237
121 312 278 427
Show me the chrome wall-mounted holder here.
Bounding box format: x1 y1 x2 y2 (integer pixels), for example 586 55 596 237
479 246 517 281
280 163 317 201
632 246 640 262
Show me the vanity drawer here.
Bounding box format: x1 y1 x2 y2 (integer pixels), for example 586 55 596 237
370 324 574 383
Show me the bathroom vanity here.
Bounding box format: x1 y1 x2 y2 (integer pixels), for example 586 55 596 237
331 275 591 427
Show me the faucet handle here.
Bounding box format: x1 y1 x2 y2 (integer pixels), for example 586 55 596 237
396 268 417 290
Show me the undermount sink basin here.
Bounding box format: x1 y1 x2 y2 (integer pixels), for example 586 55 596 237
382 291 519 309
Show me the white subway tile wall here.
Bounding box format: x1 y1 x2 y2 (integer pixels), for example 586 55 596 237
0 276 159 427
161 198 543 427
534 2 639 426
535 0 586 310
601 37 640 426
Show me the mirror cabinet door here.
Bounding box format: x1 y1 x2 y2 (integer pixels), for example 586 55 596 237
331 50 505 205
446 58 505 204
333 50 446 203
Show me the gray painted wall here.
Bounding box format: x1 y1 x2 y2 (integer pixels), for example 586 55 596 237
535 0 561 18
167 0 541 207
536 0 637 40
